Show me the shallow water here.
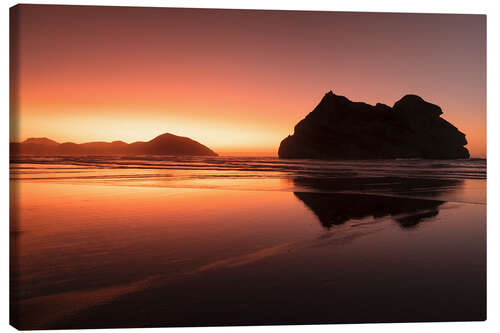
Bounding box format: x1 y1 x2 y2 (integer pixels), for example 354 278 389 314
10 156 486 329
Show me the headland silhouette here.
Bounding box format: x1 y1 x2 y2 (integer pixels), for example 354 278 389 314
279 91 470 159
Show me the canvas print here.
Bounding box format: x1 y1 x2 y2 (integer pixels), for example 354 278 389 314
9 4 486 329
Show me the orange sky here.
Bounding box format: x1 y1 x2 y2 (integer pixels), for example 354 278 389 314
10 5 486 157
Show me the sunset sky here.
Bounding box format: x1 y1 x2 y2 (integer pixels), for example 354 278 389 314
10 5 486 156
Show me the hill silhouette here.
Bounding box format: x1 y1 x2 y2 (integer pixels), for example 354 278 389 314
278 91 470 159
10 132 218 156
21 137 59 146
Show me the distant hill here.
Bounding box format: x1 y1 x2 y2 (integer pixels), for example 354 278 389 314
278 91 469 159
21 137 59 146
11 132 218 156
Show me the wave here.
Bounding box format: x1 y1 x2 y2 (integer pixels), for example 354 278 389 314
10 155 486 180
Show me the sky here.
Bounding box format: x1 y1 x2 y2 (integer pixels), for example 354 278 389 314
10 5 486 157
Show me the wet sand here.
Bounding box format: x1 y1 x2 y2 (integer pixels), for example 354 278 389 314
10 157 486 329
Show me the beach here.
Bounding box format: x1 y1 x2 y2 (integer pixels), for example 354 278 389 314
10 156 486 328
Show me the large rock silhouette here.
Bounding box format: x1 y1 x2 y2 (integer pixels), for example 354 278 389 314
11 132 218 156
278 91 469 159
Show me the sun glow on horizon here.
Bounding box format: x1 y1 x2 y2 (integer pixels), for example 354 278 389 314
12 108 291 155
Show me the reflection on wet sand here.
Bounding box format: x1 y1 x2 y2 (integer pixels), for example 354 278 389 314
294 192 443 228
292 174 464 199
292 175 464 228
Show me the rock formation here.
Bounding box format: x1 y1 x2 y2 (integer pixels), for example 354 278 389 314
278 91 469 159
10 132 218 156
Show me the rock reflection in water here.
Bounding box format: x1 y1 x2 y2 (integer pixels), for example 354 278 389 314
294 192 443 229
292 176 464 228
